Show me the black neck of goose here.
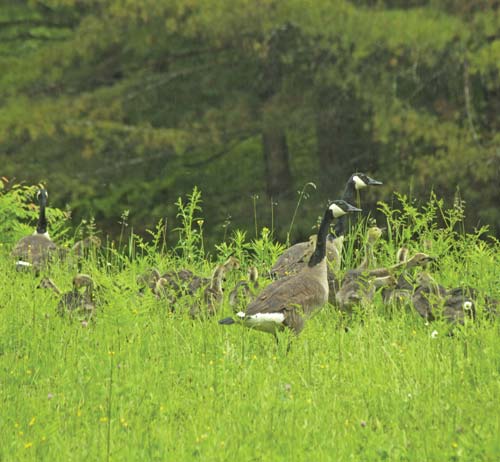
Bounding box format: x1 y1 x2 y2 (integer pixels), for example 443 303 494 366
332 178 355 237
36 195 47 234
308 209 333 267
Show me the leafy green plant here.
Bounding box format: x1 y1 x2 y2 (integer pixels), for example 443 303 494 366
174 186 205 263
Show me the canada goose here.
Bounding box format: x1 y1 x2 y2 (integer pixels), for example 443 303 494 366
336 274 397 313
270 172 381 279
37 277 62 295
190 259 240 318
228 266 259 309
137 268 161 295
381 247 415 305
219 200 361 336
11 188 58 271
56 274 95 319
355 226 383 271
336 251 435 312
411 272 476 324
327 226 383 306
72 236 102 258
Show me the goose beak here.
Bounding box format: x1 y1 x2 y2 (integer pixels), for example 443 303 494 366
366 176 383 186
345 203 362 213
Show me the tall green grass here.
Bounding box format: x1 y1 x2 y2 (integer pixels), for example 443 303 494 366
0 186 499 461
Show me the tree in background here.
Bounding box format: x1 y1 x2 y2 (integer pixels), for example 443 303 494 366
0 0 498 246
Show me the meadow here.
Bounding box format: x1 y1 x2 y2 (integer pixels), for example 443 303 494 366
1 187 500 461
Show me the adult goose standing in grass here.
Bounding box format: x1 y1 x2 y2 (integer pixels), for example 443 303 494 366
219 200 361 336
270 172 382 279
11 188 58 271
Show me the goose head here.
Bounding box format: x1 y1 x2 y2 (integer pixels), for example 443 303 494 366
223 256 240 272
36 188 48 206
406 253 436 269
350 173 383 191
73 274 94 290
136 268 161 289
328 200 362 218
367 226 383 245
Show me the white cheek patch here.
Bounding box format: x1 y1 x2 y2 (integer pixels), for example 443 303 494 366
353 175 367 190
329 203 346 218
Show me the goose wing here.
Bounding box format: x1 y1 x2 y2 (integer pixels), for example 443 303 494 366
270 242 312 277
245 273 327 317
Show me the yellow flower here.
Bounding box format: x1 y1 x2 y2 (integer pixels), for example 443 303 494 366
24 442 33 449
100 417 108 423
29 417 36 426
108 351 115 356
452 442 458 448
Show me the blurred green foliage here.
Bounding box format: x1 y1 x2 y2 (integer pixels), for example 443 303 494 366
0 0 499 246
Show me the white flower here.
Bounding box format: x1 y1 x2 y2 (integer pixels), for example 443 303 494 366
431 330 438 339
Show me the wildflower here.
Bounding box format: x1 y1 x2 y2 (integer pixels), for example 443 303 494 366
452 442 458 448
100 417 108 423
81 320 88 328
47 393 54 400
284 383 292 393
360 420 367 428
24 442 33 449
431 330 438 339
29 417 36 426
108 351 115 356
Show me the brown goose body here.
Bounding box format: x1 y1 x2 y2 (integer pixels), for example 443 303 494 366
228 267 259 310
271 236 342 279
190 257 240 318
12 234 58 270
243 261 328 334
337 252 434 312
411 273 477 324
56 274 95 319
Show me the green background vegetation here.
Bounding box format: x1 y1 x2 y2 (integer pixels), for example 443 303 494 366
1 0 499 246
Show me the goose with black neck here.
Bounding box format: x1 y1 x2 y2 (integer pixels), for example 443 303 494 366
219 200 361 336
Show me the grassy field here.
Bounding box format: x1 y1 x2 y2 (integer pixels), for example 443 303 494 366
1 193 500 461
